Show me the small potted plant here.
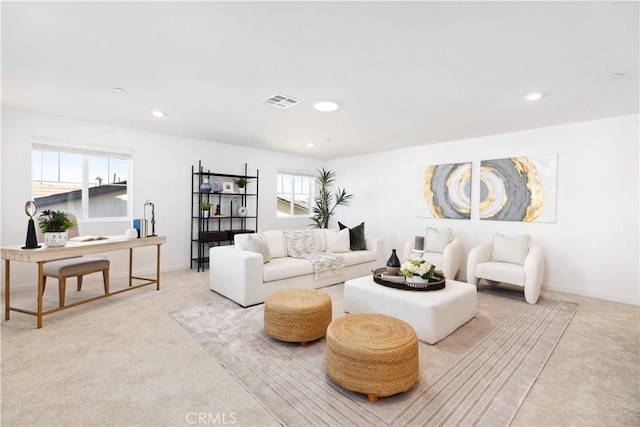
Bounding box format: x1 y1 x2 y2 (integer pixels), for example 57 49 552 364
199 201 211 218
233 177 252 190
38 209 75 247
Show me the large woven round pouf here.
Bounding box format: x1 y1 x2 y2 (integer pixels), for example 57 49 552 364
326 313 419 403
264 288 332 346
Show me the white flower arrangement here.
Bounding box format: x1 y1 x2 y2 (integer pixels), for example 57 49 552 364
400 256 436 279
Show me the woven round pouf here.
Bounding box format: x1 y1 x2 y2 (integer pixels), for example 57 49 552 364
326 313 419 403
264 288 332 346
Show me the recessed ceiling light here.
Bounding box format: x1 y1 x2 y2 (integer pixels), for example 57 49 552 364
313 101 340 112
113 87 125 93
306 143 315 147
608 72 625 79
151 111 166 118
524 92 543 101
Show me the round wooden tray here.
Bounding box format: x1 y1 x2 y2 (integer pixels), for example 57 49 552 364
372 267 446 292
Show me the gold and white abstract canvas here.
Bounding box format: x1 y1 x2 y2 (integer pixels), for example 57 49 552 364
417 162 472 219
479 154 557 222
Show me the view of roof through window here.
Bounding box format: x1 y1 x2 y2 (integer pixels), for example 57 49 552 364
32 148 130 218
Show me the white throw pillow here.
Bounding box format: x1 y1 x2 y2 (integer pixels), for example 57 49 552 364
325 228 350 253
245 233 271 264
425 228 453 253
492 233 530 265
313 229 327 252
263 230 287 258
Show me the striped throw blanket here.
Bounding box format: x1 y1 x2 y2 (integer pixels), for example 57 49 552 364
282 230 345 279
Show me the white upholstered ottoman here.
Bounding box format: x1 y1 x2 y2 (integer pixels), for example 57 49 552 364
344 276 476 345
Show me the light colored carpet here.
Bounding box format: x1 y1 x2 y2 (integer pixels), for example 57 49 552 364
171 284 577 427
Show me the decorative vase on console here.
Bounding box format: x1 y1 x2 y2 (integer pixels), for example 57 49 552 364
386 249 401 275
200 178 212 193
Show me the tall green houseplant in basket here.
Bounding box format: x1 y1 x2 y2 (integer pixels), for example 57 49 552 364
311 168 353 229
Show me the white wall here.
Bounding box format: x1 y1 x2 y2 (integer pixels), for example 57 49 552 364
329 114 639 305
2 108 638 305
1 107 324 287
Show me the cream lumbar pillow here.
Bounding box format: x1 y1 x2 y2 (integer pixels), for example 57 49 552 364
325 228 350 253
245 233 271 264
491 233 530 265
424 227 453 253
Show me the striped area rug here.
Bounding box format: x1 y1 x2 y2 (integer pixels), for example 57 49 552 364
171 284 577 427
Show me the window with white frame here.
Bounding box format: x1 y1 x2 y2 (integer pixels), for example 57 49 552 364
32 144 131 220
276 171 314 217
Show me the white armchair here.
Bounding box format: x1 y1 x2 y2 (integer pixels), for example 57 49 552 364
402 230 465 280
466 236 544 304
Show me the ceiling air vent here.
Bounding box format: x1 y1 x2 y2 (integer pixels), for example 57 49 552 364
264 94 300 109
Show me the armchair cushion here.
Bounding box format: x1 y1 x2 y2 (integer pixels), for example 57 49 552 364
263 257 315 282
425 227 452 253
475 261 525 285
492 233 530 265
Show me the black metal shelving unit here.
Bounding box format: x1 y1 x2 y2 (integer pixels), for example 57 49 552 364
191 161 259 271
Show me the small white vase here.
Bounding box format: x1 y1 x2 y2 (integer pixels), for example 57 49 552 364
44 231 68 247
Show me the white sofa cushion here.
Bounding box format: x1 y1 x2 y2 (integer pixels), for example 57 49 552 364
263 257 315 282
326 228 350 253
340 250 376 266
475 261 525 286
492 233 530 265
263 230 287 258
245 233 271 263
425 227 452 253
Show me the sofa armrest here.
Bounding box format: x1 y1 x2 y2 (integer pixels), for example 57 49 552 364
466 241 492 284
441 237 465 280
209 245 264 307
365 237 386 266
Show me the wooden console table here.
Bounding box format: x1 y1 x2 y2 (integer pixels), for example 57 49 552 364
2 235 167 328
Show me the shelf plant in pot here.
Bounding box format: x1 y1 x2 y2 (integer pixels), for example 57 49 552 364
200 202 211 218
233 177 252 190
38 209 75 247
310 167 353 229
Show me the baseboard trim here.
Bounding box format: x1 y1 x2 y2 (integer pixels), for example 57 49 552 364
544 283 639 306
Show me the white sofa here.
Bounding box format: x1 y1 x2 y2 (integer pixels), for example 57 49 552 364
209 229 386 307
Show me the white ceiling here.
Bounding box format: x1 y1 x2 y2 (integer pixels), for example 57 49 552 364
2 1 638 160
